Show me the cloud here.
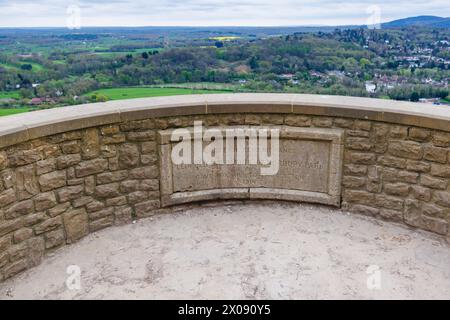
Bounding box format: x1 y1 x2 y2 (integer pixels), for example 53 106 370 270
0 0 449 27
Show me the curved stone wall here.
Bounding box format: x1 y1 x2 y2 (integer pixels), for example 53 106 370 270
0 93 449 281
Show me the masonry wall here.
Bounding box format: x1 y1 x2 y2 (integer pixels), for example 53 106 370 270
0 112 449 281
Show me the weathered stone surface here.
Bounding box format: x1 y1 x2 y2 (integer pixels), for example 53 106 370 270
95 183 121 198
57 185 84 203
0 251 8 269
8 149 41 167
120 119 154 132
120 180 139 193
430 164 450 178
34 216 62 235
61 141 81 154
375 194 404 210
312 117 332 127
34 192 57 211
420 175 447 190
26 236 45 267
406 160 430 173
404 199 421 228
388 141 423 160
0 188 16 208
380 209 403 221
346 138 372 151
421 215 448 235
127 131 155 142
128 191 148 204
346 204 379 217
141 141 157 154
75 159 108 177
343 164 367 176
141 154 158 165
57 154 81 169
72 196 93 208
334 118 354 129
342 176 366 189
129 166 159 179
119 144 140 168
36 158 56 175
106 196 127 207
0 151 8 171
81 128 100 159
424 146 448 164
97 170 128 185
285 115 311 127
48 202 71 217
16 165 39 200
44 229 65 249
86 200 105 213
433 191 450 208
101 145 117 158
384 183 410 197
353 120 371 131
377 155 406 169
89 215 114 232
5 200 34 219
140 179 159 191
343 190 374 205
100 125 120 136
411 185 431 202
102 134 126 145
389 126 408 139
3 259 27 279
432 132 450 147
422 204 445 218
345 152 375 164
89 207 114 220
381 168 418 184
1 169 15 189
114 206 133 225
13 228 33 243
39 171 66 192
23 213 46 227
135 200 160 217
85 176 95 195
8 242 27 261
409 127 431 141
63 208 88 243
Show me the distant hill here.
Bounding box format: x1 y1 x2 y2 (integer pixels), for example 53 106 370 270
383 16 450 28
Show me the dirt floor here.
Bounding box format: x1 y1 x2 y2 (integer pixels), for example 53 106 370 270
0 201 449 300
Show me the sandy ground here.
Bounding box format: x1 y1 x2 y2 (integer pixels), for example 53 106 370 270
0 201 449 300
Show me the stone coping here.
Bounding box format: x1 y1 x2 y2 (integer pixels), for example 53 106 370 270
1 93 449 149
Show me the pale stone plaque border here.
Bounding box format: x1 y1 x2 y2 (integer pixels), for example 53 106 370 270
158 126 344 207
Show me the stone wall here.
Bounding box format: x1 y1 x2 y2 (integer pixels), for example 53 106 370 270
0 94 449 281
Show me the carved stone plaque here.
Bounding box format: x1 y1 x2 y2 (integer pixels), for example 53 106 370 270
159 126 344 207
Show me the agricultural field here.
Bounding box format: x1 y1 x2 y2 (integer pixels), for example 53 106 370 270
94 48 163 57
86 87 229 101
0 108 29 117
210 36 241 41
0 61 45 72
0 91 20 99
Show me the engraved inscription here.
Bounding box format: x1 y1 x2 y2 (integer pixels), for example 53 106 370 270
159 126 344 207
172 139 330 193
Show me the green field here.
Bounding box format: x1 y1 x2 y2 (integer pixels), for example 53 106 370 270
0 108 29 116
94 48 164 57
0 61 45 72
87 87 229 101
0 91 20 99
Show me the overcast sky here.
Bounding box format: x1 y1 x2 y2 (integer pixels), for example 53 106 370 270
0 0 449 27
